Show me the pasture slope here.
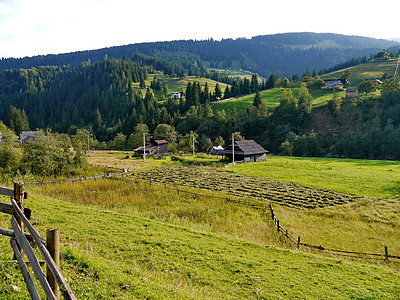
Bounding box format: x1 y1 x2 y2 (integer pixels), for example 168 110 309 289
1 153 400 299
1 191 400 299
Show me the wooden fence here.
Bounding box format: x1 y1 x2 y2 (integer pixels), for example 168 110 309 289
0 181 76 300
269 203 400 261
128 177 400 262
34 169 131 186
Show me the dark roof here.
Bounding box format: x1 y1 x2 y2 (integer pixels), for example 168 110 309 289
235 140 268 155
222 140 268 156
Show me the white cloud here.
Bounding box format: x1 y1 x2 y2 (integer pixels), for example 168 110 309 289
0 0 399 58
0 2 12 15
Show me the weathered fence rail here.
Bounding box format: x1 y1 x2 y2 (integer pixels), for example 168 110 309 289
34 169 132 186
0 181 76 299
269 203 400 261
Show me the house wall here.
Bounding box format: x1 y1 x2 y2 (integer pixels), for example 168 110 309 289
159 144 168 154
255 153 266 162
243 153 266 162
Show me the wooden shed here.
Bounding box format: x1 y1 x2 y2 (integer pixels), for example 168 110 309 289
222 140 268 163
134 140 168 157
346 88 359 98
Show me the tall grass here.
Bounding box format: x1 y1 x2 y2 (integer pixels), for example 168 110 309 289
34 178 274 245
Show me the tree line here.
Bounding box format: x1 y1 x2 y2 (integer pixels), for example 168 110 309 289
2 54 400 162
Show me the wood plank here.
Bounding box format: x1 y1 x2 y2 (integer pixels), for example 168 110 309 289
10 237 41 300
0 227 14 237
11 217 57 300
11 199 76 300
0 201 13 214
0 187 13 197
0 227 35 242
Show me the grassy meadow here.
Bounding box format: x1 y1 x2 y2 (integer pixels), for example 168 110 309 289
321 58 398 86
2 176 400 299
211 87 345 114
232 155 400 199
1 152 400 299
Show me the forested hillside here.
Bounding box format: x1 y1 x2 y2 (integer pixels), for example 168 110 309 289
2 46 400 161
1 33 398 77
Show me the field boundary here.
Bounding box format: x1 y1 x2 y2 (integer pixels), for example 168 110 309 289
269 204 400 261
33 169 132 186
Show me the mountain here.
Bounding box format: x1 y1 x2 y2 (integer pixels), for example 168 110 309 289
1 32 399 77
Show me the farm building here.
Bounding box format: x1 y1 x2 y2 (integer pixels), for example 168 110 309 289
322 80 343 90
209 145 224 156
222 140 268 163
346 88 359 98
19 131 43 145
134 140 168 157
171 91 185 99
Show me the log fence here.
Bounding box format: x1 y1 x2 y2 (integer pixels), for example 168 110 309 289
0 181 76 300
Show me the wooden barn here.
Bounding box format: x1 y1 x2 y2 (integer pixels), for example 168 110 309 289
346 88 359 98
134 140 168 157
222 140 268 163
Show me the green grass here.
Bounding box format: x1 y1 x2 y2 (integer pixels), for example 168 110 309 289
211 87 345 114
133 75 230 100
1 181 400 299
321 58 398 86
233 156 400 199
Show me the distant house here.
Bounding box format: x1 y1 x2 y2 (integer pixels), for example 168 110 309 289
171 91 185 99
222 140 268 163
346 88 359 98
134 140 169 157
19 131 42 145
209 145 224 156
322 80 343 90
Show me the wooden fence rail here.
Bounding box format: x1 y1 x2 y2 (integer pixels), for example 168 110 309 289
0 182 76 300
269 203 400 261
34 170 132 186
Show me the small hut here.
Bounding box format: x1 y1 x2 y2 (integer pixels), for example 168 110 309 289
134 140 169 157
222 140 268 162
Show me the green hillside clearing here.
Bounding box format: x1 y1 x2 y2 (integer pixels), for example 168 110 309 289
322 58 399 86
212 88 345 114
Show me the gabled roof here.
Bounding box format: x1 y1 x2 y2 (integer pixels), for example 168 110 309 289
222 140 268 156
235 140 268 155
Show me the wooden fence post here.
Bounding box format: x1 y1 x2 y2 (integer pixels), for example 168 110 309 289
14 181 25 259
277 220 280 232
46 228 60 300
385 246 388 260
297 236 301 249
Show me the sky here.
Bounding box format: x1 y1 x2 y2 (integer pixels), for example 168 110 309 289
1 0 400 58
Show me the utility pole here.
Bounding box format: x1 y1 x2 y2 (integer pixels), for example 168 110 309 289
192 132 195 156
395 54 400 79
232 133 235 172
143 132 146 161
87 132 90 156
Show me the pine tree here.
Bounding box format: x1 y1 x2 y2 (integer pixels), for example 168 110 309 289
252 91 262 108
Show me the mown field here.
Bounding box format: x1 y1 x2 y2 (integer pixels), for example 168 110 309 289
1 152 400 299
135 165 361 210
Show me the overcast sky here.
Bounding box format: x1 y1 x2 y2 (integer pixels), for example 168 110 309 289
1 0 399 58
